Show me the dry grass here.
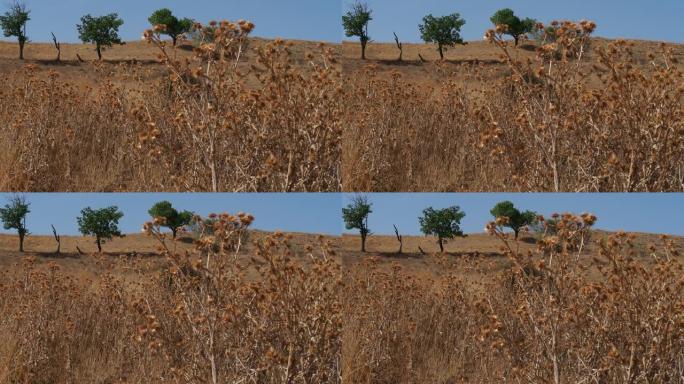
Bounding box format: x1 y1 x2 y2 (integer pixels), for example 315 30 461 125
1 212 682 383
342 214 684 383
342 22 684 192
0 23 341 192
0 215 342 383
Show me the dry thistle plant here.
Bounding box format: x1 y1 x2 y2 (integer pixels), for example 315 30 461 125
0 65 143 191
343 20 683 192
0 213 342 383
343 213 684 383
136 20 342 192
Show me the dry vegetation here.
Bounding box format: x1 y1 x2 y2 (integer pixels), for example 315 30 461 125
342 214 684 383
1 212 683 383
0 216 342 383
342 21 684 192
1 20 682 192
0 22 341 192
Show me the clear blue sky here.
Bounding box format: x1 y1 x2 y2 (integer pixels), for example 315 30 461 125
1 193 682 237
0 193 340 236
0 0 339 43
343 193 684 236
345 0 684 43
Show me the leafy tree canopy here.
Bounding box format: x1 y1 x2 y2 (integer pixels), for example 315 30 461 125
0 1 29 41
342 2 372 59
419 13 466 58
0 195 29 234
342 2 372 42
342 195 372 252
0 1 30 59
490 201 537 239
148 201 193 238
490 8 536 45
148 8 193 46
77 13 124 59
342 195 372 235
0 195 30 252
77 206 124 251
419 206 466 251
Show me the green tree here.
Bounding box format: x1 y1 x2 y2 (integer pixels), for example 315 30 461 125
419 206 466 253
148 8 193 46
490 8 536 46
0 1 30 60
77 13 124 60
0 195 29 252
418 13 466 60
342 2 372 60
148 200 193 239
77 206 124 252
490 201 537 239
342 195 372 252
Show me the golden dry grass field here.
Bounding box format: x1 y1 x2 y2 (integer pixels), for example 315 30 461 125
341 26 684 192
1 26 682 193
0 223 343 383
0 37 333 87
1 212 683 382
340 218 684 383
0 32 342 192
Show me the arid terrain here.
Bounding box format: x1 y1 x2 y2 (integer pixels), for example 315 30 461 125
0 37 335 87
341 228 684 287
342 37 684 83
341 217 684 383
0 31 342 192
0 223 342 383
342 26 684 192
1 213 683 382
2 27 682 193
0 229 333 282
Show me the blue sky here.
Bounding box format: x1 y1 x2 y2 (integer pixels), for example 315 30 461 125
0 193 341 236
1 1 680 44
346 0 684 43
0 193 681 237
343 194 684 236
0 0 339 43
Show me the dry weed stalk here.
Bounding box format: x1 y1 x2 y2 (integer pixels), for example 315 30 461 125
136 20 342 192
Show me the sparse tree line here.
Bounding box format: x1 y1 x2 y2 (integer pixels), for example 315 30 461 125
0 1 198 60
343 195 543 253
4 1 575 62
0 196 206 253
343 2 550 60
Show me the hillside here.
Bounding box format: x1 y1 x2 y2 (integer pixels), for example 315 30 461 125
0 37 338 87
0 230 339 289
341 230 684 283
342 37 684 85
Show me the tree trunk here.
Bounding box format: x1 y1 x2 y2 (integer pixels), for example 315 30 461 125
172 227 177 239
96 44 102 60
438 238 444 253
19 232 25 252
96 237 102 253
514 228 520 240
438 44 444 60
361 40 367 60
361 233 367 252
172 35 178 47
19 40 24 60
514 35 520 47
